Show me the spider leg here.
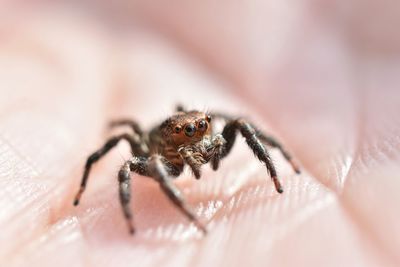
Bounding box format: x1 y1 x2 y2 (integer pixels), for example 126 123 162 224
73 133 146 206
178 147 206 179
148 155 207 234
210 112 300 174
109 120 149 156
208 134 227 171
256 131 301 174
109 119 144 137
221 119 284 194
175 104 185 112
117 156 148 234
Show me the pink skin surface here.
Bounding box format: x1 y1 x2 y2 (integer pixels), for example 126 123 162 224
1 1 400 267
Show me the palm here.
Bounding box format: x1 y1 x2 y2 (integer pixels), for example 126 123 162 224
1 1 399 267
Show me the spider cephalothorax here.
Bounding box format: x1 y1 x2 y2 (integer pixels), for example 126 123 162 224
160 111 212 147
73 106 301 235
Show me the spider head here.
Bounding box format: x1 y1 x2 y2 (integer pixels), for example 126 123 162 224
161 111 212 147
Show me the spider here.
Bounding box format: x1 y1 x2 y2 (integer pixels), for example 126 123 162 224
73 105 301 235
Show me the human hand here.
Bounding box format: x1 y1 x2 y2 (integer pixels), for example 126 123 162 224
1 1 399 267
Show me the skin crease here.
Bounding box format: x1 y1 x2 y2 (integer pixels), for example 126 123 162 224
1 1 400 267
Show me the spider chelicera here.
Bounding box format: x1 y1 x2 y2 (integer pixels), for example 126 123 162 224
73 105 300 234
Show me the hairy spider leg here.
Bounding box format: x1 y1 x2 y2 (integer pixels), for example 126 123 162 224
210 112 301 175
73 133 146 206
118 155 206 234
175 104 185 112
220 119 284 194
148 155 207 234
177 134 226 180
256 131 301 174
208 134 226 171
178 147 206 179
118 156 148 234
109 119 144 137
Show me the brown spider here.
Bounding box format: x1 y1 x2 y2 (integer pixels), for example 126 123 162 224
73 105 301 234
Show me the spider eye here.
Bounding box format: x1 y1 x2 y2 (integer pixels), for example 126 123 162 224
197 119 208 131
184 124 196 137
174 125 182 133
206 115 212 122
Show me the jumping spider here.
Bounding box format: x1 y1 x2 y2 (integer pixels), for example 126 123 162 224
73 105 300 234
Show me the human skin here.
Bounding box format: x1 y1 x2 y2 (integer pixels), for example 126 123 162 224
1 1 400 267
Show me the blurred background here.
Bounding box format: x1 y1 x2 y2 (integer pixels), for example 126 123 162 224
0 1 399 267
